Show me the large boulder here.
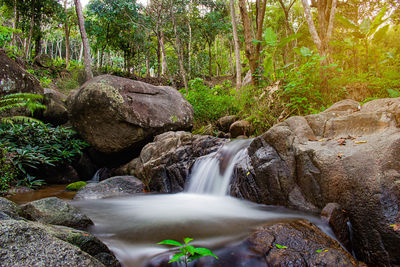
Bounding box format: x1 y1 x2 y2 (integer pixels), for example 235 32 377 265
0 197 22 220
118 131 227 192
0 219 106 266
67 75 194 154
20 197 93 229
0 49 43 96
145 219 362 267
41 88 69 125
74 176 145 200
231 98 400 266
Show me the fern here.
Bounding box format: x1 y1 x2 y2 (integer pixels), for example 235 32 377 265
0 93 46 125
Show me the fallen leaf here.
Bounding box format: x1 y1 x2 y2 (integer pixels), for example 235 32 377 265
318 139 325 142
246 171 250 176
390 224 400 231
275 244 288 249
354 141 367 144
337 153 343 159
316 249 329 253
337 138 346 145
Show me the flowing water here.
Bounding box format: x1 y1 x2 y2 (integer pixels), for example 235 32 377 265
74 139 334 266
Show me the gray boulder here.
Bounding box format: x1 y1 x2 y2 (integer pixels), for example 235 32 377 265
67 75 194 154
74 176 145 200
20 197 93 229
0 49 43 96
231 98 400 266
0 219 105 266
42 88 69 125
0 197 22 220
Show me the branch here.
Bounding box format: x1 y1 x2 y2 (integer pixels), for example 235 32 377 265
326 0 337 40
301 0 321 51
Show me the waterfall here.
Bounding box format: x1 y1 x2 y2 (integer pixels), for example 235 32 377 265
185 139 251 195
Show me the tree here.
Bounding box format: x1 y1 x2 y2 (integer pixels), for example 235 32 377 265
229 0 241 89
74 0 93 80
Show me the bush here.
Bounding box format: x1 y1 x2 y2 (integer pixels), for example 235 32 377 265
181 78 238 125
0 123 89 182
0 147 18 194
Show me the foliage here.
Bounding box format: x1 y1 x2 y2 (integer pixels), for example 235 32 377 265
158 237 218 266
66 181 87 191
0 146 17 194
0 93 46 125
0 122 89 183
181 78 238 125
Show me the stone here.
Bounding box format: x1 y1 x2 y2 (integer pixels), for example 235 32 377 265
0 219 105 266
124 131 227 192
0 49 43 96
34 54 53 68
144 219 362 267
321 203 351 251
67 75 194 154
230 98 400 266
74 176 145 200
217 115 238 132
41 88 69 125
20 197 93 229
0 197 22 220
229 120 251 138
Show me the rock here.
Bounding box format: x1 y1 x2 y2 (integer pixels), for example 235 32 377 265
145 219 362 267
0 219 106 266
41 88 69 125
39 223 120 266
67 75 194 154
217 115 238 132
20 197 93 229
34 54 53 68
321 203 351 251
231 98 400 266
0 197 22 220
74 176 145 200
0 49 43 96
36 164 80 184
127 131 227 193
229 120 251 138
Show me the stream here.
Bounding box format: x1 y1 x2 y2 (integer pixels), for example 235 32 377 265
73 139 336 266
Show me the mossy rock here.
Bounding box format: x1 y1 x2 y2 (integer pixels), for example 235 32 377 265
66 181 87 191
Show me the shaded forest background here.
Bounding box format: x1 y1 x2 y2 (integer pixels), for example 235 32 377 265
0 0 400 133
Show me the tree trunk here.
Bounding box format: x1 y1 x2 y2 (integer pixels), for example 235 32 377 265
208 41 212 78
64 0 71 67
230 0 242 89
173 19 188 93
25 11 35 59
74 0 93 80
12 0 18 47
160 32 168 76
157 33 161 77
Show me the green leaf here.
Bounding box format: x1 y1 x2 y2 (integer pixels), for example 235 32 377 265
372 25 389 42
184 237 194 244
168 252 185 263
387 89 400 98
186 245 196 255
263 27 277 47
194 248 218 259
275 244 288 249
360 18 372 35
335 14 358 30
158 240 183 247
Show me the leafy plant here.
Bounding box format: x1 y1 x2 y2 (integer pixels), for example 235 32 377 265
0 93 46 125
16 173 45 189
158 237 218 266
0 122 89 182
0 146 17 194
387 88 400 98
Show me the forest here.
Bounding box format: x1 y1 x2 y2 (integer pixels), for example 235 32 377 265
0 0 398 133
1 1 400 266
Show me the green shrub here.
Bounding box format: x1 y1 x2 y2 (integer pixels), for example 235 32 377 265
0 122 89 181
0 146 17 194
181 78 238 125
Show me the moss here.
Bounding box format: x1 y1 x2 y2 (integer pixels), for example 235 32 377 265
66 181 87 191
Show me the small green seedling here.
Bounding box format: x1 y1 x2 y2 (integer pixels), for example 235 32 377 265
275 244 288 249
158 237 218 266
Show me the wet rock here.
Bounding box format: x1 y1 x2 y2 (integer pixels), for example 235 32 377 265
0 197 22 220
0 49 43 96
231 98 400 266
20 197 93 229
217 115 238 132
74 176 145 200
67 75 194 154
145 219 362 267
34 54 53 68
126 131 227 192
229 120 251 138
41 88 69 125
321 203 351 251
0 219 105 266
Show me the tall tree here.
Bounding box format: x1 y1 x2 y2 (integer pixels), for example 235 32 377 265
229 0 241 89
301 0 337 62
74 0 93 80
